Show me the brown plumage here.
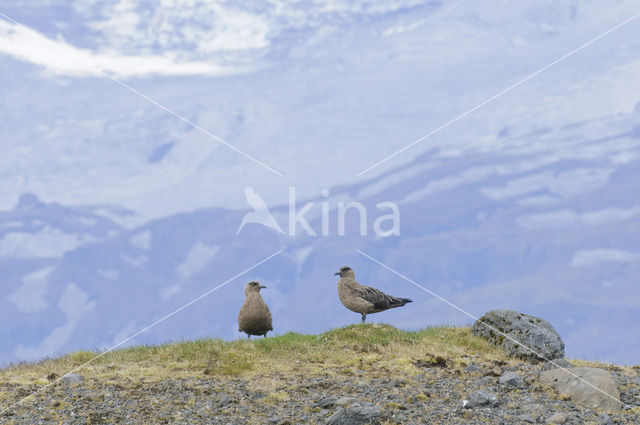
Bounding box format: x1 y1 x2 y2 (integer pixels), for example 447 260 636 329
238 281 273 339
334 266 412 323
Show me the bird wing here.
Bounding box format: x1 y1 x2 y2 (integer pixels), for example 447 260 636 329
244 186 269 211
356 283 411 310
355 284 394 309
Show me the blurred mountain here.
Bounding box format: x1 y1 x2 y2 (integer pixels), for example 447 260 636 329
1 106 639 365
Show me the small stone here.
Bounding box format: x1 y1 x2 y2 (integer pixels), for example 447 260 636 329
335 397 358 407
520 392 535 404
621 391 636 405
465 390 499 408
522 403 545 417
456 399 469 409
324 405 381 425
546 412 568 424
61 373 83 385
499 371 524 387
318 397 337 408
600 413 613 425
465 364 482 373
218 394 231 406
515 413 536 423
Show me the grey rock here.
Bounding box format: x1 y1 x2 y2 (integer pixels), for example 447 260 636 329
542 358 574 371
465 390 499 408
515 413 536 423
522 403 545 417
541 367 621 412
335 397 359 407
599 413 613 425
465 364 482 373
456 399 469 409
546 412 568 424
61 373 83 385
499 371 524 387
472 309 565 361
325 405 381 425
218 394 231 406
521 392 535 404
620 389 638 405
318 397 337 408
478 376 494 386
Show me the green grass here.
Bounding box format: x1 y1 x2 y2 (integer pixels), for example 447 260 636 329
0 325 510 385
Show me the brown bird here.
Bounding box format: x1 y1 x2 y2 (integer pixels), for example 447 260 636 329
238 281 273 339
334 266 412 323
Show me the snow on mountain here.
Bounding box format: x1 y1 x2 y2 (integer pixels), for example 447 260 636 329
1 0 639 218
0 0 639 365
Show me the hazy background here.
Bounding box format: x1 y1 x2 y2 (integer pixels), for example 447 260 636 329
1 0 639 365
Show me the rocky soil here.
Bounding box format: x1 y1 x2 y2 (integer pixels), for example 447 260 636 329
2 358 639 424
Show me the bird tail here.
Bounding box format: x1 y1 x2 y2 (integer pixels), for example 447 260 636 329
390 297 412 307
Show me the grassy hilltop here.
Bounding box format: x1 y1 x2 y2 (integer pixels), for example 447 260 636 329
1 325 502 385
1 325 638 424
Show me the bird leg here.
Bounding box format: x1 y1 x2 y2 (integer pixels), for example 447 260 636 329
247 334 251 340
263 334 267 338
361 313 366 324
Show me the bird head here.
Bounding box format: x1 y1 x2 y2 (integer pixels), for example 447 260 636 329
244 281 266 295
334 266 355 279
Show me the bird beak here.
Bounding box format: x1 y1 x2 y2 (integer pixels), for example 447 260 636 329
334 272 340 276
259 285 267 289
